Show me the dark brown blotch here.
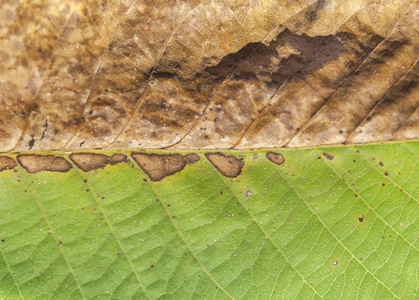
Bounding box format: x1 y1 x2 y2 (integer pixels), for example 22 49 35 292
322 152 334 160
17 155 72 173
70 153 128 172
266 152 285 165
0 157 17 172
205 153 244 178
132 153 199 181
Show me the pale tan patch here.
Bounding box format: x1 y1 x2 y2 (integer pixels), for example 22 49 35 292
0 156 17 171
131 153 199 181
205 153 244 178
266 152 285 165
17 154 72 173
69 153 128 172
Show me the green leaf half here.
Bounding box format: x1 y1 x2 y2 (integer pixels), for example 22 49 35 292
0 141 418 299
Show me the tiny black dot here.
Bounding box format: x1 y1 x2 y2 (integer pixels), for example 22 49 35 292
1 239 4 242
358 217 363 222
150 264 154 268
384 171 389 176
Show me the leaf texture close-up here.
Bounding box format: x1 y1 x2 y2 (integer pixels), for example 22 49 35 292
0 0 418 299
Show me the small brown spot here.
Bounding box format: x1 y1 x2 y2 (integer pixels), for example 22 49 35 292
150 264 154 268
0 157 17 172
384 171 389 176
70 153 127 172
379 161 384 167
17 155 72 173
358 217 364 223
266 152 285 165
131 153 192 181
185 153 200 164
109 153 128 165
322 152 334 160
205 153 244 178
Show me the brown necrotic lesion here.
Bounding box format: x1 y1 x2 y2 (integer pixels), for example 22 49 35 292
131 152 200 181
17 154 72 173
266 152 285 165
0 156 17 171
69 153 128 172
205 152 244 178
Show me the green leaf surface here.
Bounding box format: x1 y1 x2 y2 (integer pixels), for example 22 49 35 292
0 141 418 299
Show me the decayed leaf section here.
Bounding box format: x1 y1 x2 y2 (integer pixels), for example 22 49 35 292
0 0 418 151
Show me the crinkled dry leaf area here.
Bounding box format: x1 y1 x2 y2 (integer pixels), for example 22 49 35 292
0 0 418 152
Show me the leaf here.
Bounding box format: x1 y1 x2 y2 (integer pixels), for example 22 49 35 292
0 1 418 151
1 2 418 299
0 141 418 298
